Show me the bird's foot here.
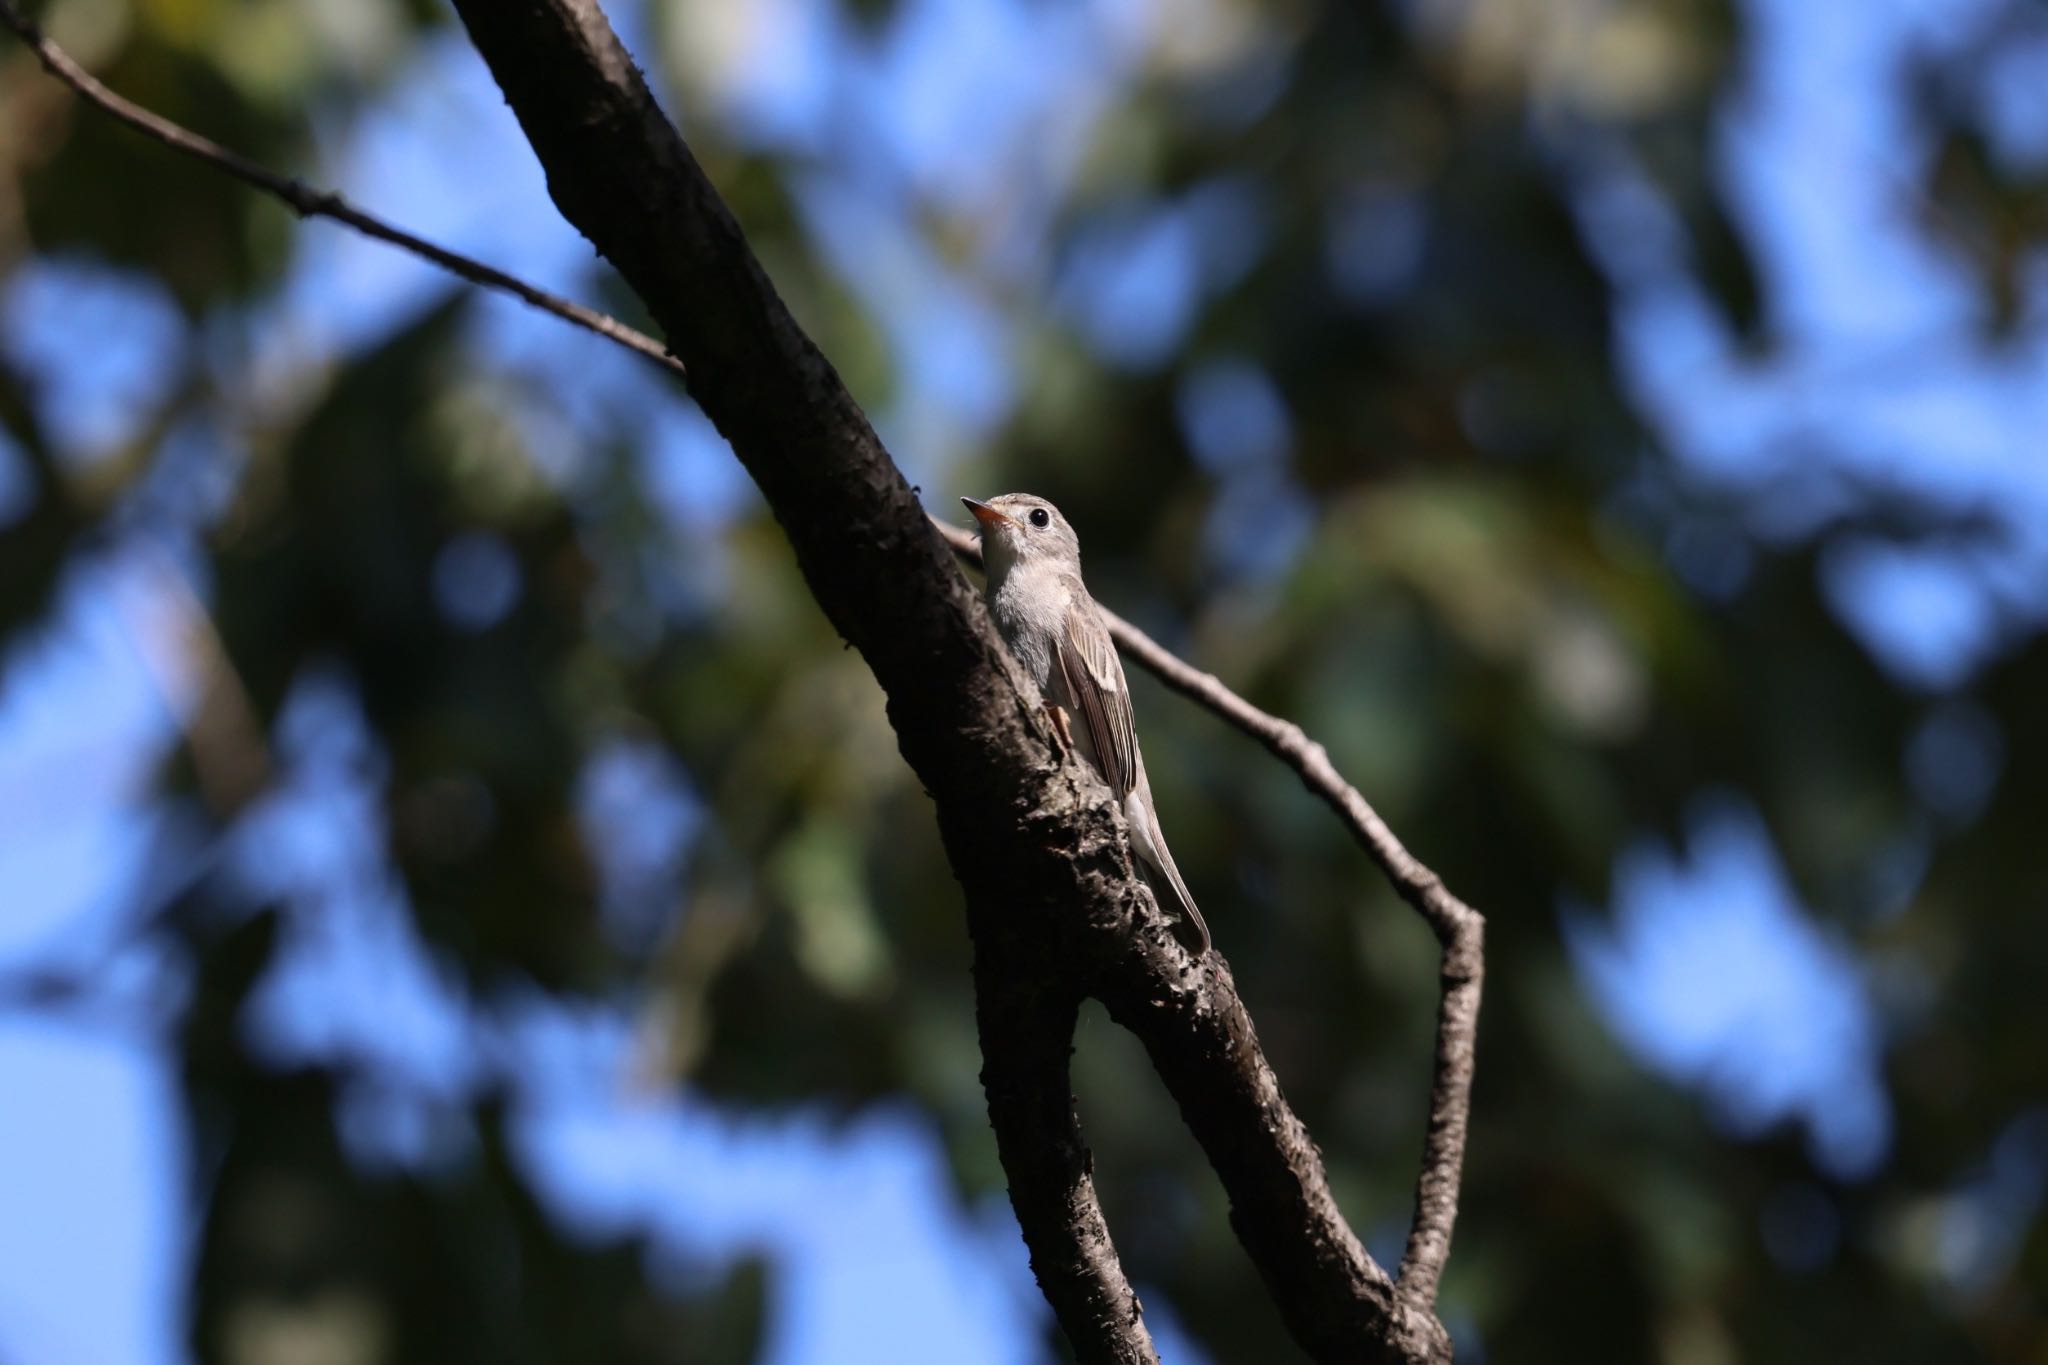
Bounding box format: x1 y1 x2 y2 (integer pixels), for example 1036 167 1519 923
1044 701 1075 756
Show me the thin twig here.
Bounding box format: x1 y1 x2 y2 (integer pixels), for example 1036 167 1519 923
0 1 688 381
935 516 1484 1309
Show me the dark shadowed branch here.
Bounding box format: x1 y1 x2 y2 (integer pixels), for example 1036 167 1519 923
442 2 1460 1355
2 5 1473 1358
976 962 1156 1364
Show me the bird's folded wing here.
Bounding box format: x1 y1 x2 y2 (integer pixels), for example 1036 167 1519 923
1056 601 1139 801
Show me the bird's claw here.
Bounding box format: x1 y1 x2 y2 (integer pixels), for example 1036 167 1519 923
1045 701 1075 756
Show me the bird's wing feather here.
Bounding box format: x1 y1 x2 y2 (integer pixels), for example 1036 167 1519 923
1056 599 1139 801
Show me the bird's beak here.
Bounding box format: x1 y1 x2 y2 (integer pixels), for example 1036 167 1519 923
961 497 1016 530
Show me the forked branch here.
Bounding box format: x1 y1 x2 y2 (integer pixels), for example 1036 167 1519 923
935 519 1484 1309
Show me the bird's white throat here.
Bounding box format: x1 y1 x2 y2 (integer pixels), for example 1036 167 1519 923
980 526 1021 588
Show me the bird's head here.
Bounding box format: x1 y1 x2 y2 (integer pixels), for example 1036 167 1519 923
961 493 1081 583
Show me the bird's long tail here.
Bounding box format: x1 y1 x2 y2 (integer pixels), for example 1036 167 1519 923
1132 803 1211 957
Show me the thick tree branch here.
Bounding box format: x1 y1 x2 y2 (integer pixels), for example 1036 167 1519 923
977 961 1156 1364
0 1 685 379
440 2 1187 1357
937 519 1484 1310
444 5 1450 1357
4 6 1473 1357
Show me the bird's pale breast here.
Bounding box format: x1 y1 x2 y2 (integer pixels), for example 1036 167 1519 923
985 561 1072 695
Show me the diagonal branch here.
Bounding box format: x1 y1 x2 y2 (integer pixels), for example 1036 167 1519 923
935 518 1484 1310
0 1 686 380
445 3 1450 1358
977 959 1156 1364
442 2 1183 1358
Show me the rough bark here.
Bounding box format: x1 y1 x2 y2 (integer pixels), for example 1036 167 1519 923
976 965 1155 1364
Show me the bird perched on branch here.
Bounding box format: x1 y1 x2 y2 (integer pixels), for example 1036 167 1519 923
962 493 1211 956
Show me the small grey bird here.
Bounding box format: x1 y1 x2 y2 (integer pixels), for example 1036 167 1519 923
962 493 1211 956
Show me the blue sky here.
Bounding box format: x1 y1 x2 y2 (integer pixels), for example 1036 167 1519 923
2 0 2045 1360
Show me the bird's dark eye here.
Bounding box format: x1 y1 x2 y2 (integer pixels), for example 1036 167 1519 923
1029 508 1050 528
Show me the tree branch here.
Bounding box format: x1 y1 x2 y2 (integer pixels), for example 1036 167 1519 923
438 3 1191 1357
3 5 1476 1356
977 960 1156 1364
1090 605 1483 1312
935 518 1484 1311
443 4 1452 1357
0 0 686 380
